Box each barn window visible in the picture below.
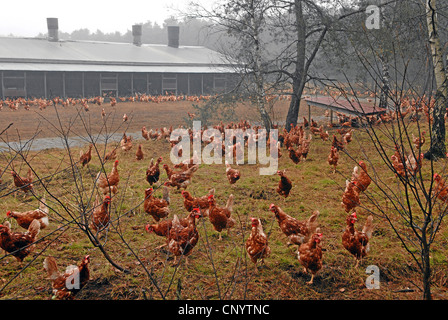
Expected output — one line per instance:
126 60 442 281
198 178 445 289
213 74 227 93
2 71 26 97
100 73 118 97
162 74 177 95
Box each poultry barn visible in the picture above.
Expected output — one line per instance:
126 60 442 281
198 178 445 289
0 18 240 99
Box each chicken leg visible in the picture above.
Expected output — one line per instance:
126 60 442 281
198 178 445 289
307 274 315 285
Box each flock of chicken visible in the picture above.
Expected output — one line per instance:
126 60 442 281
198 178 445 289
0 91 294 114
0 90 443 299
0 93 217 113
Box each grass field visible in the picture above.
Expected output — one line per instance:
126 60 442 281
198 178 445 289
0 97 447 300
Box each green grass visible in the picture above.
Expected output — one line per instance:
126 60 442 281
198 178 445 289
0 102 448 300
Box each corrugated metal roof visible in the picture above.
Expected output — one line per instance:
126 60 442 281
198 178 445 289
305 96 386 115
0 37 240 73
0 62 236 73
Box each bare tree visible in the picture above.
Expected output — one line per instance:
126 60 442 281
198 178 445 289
331 34 446 299
424 0 448 160
187 0 275 130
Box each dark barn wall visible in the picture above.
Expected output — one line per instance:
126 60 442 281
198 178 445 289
177 74 189 95
84 73 100 97
203 74 214 94
188 74 203 95
132 73 148 95
46 72 64 98
148 73 162 95
118 73 132 97
26 72 45 98
1 71 237 99
65 72 83 98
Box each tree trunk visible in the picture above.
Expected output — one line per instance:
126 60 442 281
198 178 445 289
258 96 272 131
421 237 432 300
285 0 307 131
251 0 272 131
254 33 272 131
379 55 391 110
425 0 448 160
286 79 305 130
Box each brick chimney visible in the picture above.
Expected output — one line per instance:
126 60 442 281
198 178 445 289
167 26 179 48
47 18 59 42
132 24 142 46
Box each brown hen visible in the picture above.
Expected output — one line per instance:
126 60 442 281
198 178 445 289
181 188 214 217
167 209 202 265
7 197 49 230
144 186 170 222
43 255 90 300
269 204 319 246
276 169 292 198
0 219 40 263
11 168 34 194
342 212 373 267
298 232 323 284
208 194 235 240
146 157 162 186
245 217 271 273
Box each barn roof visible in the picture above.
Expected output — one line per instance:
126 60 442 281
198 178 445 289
0 37 240 73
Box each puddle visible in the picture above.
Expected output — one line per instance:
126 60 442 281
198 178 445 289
0 131 142 152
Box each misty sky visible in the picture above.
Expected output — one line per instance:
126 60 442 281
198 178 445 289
0 0 213 37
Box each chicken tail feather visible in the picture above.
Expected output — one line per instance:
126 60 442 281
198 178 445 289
162 185 170 204
362 215 374 252
226 194 234 212
27 219 41 240
39 197 49 214
43 256 60 280
307 210 320 232
27 167 33 182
